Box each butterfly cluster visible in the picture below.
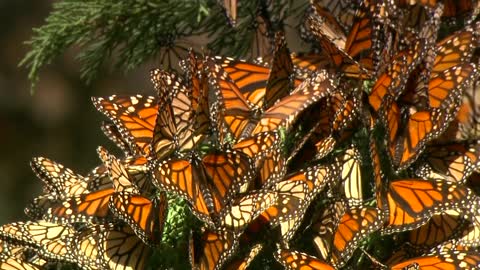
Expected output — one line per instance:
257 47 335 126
3 0 480 269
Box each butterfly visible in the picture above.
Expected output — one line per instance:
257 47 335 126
312 200 346 261
25 156 113 219
407 210 470 249
0 221 75 263
150 69 205 158
71 224 151 270
381 178 477 234
306 89 362 160
232 131 285 188
218 190 278 231
305 0 375 78
258 163 337 243
100 121 131 155
388 250 480 269
183 50 211 137
222 243 264 270
92 95 158 156
109 191 168 246
30 156 88 196
151 149 254 226
207 33 298 143
312 206 384 268
336 147 364 207
155 33 192 71
0 257 41 270
441 81 480 141
371 31 476 169
42 148 145 224
412 140 480 184
397 0 476 18
251 70 335 135
290 52 331 80
189 228 238 270
274 248 335 270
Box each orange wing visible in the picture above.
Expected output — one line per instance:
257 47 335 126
109 192 167 245
413 141 480 184
389 251 480 269
152 158 212 225
274 249 335 270
329 207 383 268
92 95 157 155
189 229 238 270
208 59 257 142
383 179 475 234
45 188 115 224
264 32 294 109
252 71 333 134
214 56 269 109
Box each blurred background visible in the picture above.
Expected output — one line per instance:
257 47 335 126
0 1 156 224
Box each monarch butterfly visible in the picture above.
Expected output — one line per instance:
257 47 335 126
155 33 192 72
250 11 275 60
232 131 280 162
368 133 386 213
217 190 277 231
329 89 362 139
151 150 254 226
251 70 334 135
370 29 476 169
407 210 469 249
0 257 41 270
150 69 205 158
25 156 112 219
109 191 168 246
92 95 158 156
305 1 374 78
384 64 476 170
312 200 346 261
313 206 384 268
368 40 425 117
397 0 476 18
184 50 211 137
232 131 285 188
337 147 364 206
0 221 75 263
43 153 153 224
453 214 480 247
290 52 330 79
30 157 87 196
223 243 263 270
255 147 287 189
259 163 337 242
100 121 131 155
310 0 356 31
381 178 477 234
45 187 115 224
102 225 151 270
208 33 297 143
274 249 335 270
389 251 480 269
72 224 151 270
189 228 238 270
412 140 480 184
309 90 361 160
441 85 480 141
264 32 295 109
97 146 139 193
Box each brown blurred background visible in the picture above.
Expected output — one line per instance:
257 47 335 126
0 1 156 224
